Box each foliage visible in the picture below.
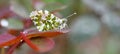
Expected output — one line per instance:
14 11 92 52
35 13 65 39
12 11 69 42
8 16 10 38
0 0 120 54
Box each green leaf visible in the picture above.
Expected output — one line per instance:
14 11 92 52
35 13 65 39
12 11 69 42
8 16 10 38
7 18 24 30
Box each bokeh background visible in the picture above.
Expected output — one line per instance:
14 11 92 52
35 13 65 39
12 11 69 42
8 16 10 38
0 0 120 54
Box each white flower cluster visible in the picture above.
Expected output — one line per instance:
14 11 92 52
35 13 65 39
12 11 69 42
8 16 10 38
30 10 67 31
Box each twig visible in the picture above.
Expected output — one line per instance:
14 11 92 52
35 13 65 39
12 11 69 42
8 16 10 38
20 32 40 52
7 42 20 54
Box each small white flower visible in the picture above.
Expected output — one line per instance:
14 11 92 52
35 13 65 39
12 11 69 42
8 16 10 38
30 11 38 17
55 19 59 22
38 10 43 14
37 24 45 31
30 10 67 31
41 15 46 20
44 10 49 16
48 20 53 23
32 17 38 20
50 14 55 19
33 21 38 25
47 25 50 28
59 20 63 23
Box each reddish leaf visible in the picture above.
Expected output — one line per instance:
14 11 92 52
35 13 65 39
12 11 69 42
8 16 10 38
0 28 69 48
27 31 65 38
20 32 40 51
7 29 20 36
24 28 69 38
7 32 55 54
0 33 22 48
30 38 55 53
20 30 62 52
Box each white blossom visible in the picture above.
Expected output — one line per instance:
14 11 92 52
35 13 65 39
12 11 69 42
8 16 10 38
30 10 67 31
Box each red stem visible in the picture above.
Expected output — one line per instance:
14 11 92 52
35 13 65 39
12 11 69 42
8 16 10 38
7 42 20 54
7 32 40 54
20 32 40 52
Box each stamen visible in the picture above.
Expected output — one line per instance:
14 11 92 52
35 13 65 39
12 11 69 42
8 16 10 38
65 12 77 19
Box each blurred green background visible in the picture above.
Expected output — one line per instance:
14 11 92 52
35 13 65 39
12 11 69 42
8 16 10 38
0 0 120 54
